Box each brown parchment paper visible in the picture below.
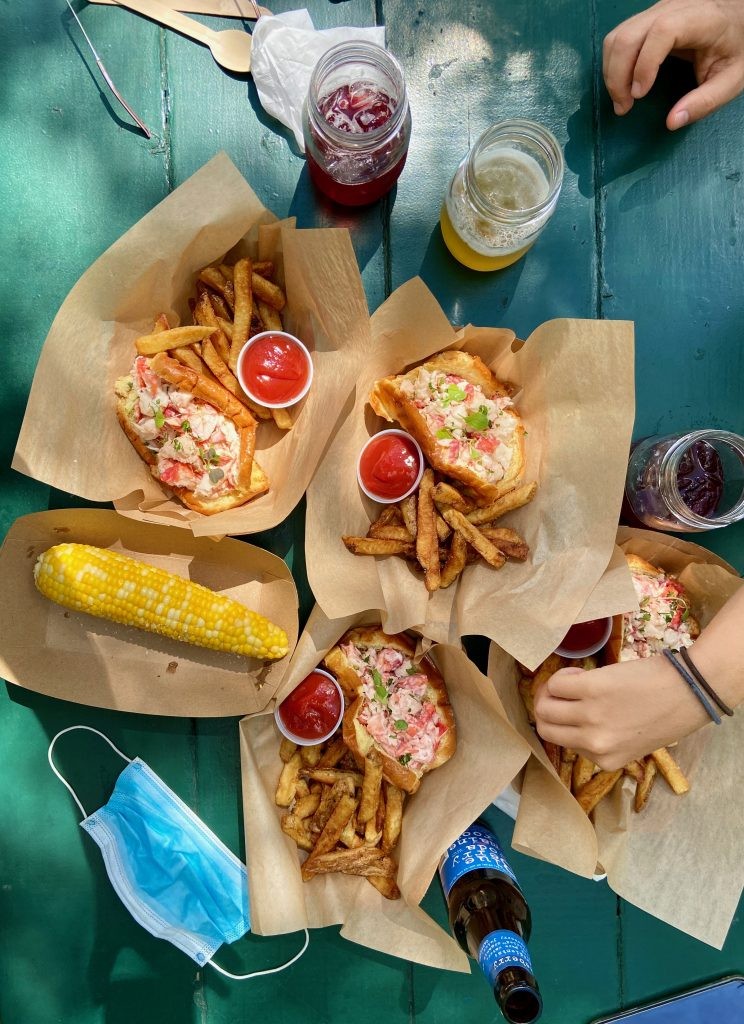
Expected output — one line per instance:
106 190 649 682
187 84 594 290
0 509 298 717
489 528 742 948
239 605 534 969
306 277 635 668
13 152 371 537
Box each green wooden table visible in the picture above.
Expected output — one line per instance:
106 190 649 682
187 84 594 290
2 1 743 1021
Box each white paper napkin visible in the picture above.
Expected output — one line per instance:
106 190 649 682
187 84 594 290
251 8 385 150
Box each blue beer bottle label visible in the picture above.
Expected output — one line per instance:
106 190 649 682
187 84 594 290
478 929 534 984
439 823 519 896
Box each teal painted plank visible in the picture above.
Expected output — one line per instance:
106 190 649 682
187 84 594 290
385 0 598 336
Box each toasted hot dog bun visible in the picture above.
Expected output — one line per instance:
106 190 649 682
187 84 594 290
369 351 524 504
116 352 268 515
607 554 701 663
323 626 456 794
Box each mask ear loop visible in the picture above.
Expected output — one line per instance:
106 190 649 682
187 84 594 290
48 725 132 820
207 928 309 980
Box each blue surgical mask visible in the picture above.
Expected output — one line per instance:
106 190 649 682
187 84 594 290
49 725 308 980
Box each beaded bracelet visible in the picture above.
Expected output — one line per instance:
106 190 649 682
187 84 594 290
678 646 734 717
662 648 722 725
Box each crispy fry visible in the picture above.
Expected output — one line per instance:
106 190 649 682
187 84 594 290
433 481 473 513
229 257 252 372
366 875 401 900
382 783 403 853
563 748 578 764
194 291 231 363
219 263 234 281
316 738 346 769
358 752 384 825
207 291 231 322
279 738 298 763
253 273 286 311
170 345 212 378
198 266 235 310
440 531 468 589
367 524 413 542
302 790 358 876
217 317 233 340
399 494 418 539
300 744 323 768
623 760 645 784
280 813 314 852
575 769 623 815
272 407 294 430
294 779 310 800
416 469 440 592
435 511 451 542
302 768 364 787
294 792 322 820
310 785 337 835
257 300 283 332
466 482 538 525
135 325 212 356
343 536 416 558
302 847 390 878
253 260 274 278
634 757 658 812
479 527 530 561
152 313 171 333
364 818 383 846
532 653 566 689
571 755 596 794
443 508 506 569
517 676 537 724
559 750 574 788
542 740 562 774
651 747 690 795
275 752 302 807
340 816 364 848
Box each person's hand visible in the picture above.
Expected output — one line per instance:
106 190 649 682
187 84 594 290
533 656 710 770
603 0 744 129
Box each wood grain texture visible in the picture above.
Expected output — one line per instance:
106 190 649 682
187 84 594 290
1 0 743 1021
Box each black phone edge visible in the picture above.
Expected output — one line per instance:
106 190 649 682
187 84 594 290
590 974 744 1024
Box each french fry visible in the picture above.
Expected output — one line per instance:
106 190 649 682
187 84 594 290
416 469 440 592
299 743 323 768
442 508 506 569
634 757 657 812
575 769 623 815
152 313 171 333
207 291 231 323
275 752 302 807
399 494 418 539
358 752 384 825
229 257 252 372
340 817 364 848
294 779 310 800
479 527 530 561
343 536 416 558
272 407 294 430
294 792 322 820
217 317 233 340
366 875 401 900
382 783 403 853
198 266 235 310
253 260 274 278
171 345 214 379
253 273 286 311
302 788 358 875
279 738 298 763
316 738 346 769
651 747 690 795
302 768 364 787
364 817 383 846
367 524 413 542
257 300 283 332
433 481 472 513
571 755 596 793
280 813 314 852
194 291 232 364
466 482 538 525
517 676 537 724
135 325 212 356
435 511 451 542
623 760 645 784
559 750 574 788
310 785 337 835
302 846 388 878
440 531 468 589
542 740 562 774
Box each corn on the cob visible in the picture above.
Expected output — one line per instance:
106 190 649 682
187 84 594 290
34 543 288 660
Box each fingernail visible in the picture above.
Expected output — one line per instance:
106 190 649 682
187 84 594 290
670 109 689 129
631 80 643 99
613 101 624 115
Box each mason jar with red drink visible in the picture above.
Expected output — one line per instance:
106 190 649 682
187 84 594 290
302 41 412 207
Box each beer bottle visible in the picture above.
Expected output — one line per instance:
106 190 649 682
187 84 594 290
439 821 542 1024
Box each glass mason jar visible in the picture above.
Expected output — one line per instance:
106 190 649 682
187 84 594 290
440 119 564 271
302 41 412 207
623 430 744 532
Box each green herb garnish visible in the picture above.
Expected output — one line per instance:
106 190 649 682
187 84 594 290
398 754 412 765
436 428 454 440
173 438 182 452
394 720 408 731
406 665 418 675
442 384 466 406
153 405 165 430
371 668 388 704
208 467 224 484
465 406 490 432
640 611 651 621
182 420 191 432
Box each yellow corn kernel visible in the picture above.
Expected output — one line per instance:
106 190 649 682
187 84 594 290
34 543 288 660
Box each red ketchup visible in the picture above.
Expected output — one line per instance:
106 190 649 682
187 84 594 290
359 433 421 501
239 334 310 406
278 672 342 741
306 82 409 206
557 618 611 655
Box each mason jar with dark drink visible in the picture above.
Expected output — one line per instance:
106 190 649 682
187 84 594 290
302 41 411 206
439 821 542 1024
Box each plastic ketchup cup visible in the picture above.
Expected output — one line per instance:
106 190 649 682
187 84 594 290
357 429 424 504
274 669 344 746
554 616 613 659
236 331 313 409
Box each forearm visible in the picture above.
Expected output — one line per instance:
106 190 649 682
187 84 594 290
687 585 744 710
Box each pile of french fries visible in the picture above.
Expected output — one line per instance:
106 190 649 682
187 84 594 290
343 468 537 592
518 654 691 815
276 733 404 900
134 257 295 430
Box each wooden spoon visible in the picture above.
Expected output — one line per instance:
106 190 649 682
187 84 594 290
114 0 252 73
